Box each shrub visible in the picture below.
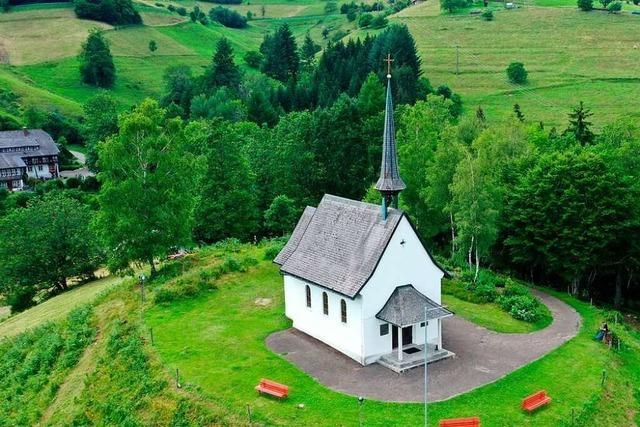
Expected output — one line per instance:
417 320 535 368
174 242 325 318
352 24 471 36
474 282 499 303
209 6 247 28
264 244 283 261
154 279 210 304
371 14 388 28
497 295 540 322
176 6 187 15
167 4 175 11
481 9 493 20
213 237 241 252
506 61 528 84
502 279 529 297
577 0 593 10
66 177 81 189
74 0 142 25
358 12 373 27
80 175 100 191
244 50 263 68
607 1 622 11
6 286 36 312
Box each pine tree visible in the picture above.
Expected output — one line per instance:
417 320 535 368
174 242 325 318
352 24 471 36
564 101 595 145
79 30 116 88
260 24 299 82
300 34 320 69
204 38 240 92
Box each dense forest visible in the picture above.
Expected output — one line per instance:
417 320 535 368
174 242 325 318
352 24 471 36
0 24 637 314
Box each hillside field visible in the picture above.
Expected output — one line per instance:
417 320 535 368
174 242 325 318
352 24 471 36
0 0 639 125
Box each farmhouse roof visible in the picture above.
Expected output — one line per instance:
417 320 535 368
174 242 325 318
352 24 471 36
0 154 26 169
376 285 452 327
0 129 59 157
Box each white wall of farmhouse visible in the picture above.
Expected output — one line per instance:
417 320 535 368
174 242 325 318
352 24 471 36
284 275 364 364
359 216 444 363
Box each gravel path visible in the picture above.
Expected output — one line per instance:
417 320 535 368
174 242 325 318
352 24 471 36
266 289 581 402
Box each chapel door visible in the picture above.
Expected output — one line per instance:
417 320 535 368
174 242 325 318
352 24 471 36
392 326 398 349
402 326 413 346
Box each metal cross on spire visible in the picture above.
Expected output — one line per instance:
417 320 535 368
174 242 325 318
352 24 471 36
384 53 394 76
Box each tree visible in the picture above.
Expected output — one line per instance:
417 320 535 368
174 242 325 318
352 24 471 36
204 38 241 92
82 93 119 171
208 6 247 28
0 193 101 310
160 65 195 116
260 4 266 17
191 121 260 243
79 30 115 88
506 62 527 84
95 100 202 276
247 90 279 127
358 13 373 27
564 101 594 145
324 1 337 13
371 14 388 29
190 88 247 122
74 0 142 25
504 150 638 296
357 72 385 116
264 195 298 236
577 0 593 10
300 34 320 69
513 103 525 121
260 24 299 82
244 50 263 68
148 40 157 53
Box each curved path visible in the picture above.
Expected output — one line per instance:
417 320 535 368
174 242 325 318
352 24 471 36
266 289 581 402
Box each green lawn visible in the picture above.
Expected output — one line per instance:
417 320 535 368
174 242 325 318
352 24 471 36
0 275 122 339
442 293 552 333
144 245 639 426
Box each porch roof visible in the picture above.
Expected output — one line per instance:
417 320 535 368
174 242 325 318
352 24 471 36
376 285 452 327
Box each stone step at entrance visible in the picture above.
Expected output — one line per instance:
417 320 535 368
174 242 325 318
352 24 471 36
377 344 455 373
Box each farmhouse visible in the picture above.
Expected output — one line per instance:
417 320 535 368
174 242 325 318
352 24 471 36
275 73 453 372
0 129 59 191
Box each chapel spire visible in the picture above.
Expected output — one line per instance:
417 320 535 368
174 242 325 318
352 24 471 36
375 55 405 220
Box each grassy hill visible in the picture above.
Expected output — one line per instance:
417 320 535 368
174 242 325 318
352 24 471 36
1 241 638 425
1 0 639 125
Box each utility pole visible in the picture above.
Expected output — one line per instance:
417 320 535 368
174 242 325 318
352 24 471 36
455 45 460 75
424 307 428 427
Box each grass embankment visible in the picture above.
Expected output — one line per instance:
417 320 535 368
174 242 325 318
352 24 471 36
0 275 121 339
145 242 640 426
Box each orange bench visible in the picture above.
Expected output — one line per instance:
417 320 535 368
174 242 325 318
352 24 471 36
522 390 551 413
255 378 289 399
439 417 480 427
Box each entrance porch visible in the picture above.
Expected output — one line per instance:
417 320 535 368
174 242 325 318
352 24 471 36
378 343 454 373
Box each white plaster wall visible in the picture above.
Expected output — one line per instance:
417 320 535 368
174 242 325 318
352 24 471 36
360 216 444 362
284 275 364 363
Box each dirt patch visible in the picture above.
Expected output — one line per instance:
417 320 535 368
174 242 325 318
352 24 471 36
255 298 272 307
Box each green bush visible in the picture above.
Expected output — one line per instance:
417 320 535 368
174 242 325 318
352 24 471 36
244 50 263 69
6 286 36 312
498 295 540 322
154 279 210 304
506 61 528 84
577 0 593 10
607 1 622 12
474 282 499 303
358 12 373 27
481 9 493 20
264 244 284 261
502 279 530 297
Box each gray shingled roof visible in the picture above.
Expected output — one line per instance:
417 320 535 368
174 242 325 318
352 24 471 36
274 206 316 266
0 129 59 156
0 155 26 169
374 76 405 193
275 194 403 298
376 285 452 327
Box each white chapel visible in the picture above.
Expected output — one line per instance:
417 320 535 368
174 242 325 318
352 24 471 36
274 71 453 372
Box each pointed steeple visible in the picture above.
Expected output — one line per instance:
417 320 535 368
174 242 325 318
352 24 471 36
375 61 405 219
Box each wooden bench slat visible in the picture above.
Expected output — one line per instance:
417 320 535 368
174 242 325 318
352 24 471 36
439 416 480 427
255 378 289 399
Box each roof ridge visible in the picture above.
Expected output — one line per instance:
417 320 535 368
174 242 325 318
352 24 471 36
321 194 402 215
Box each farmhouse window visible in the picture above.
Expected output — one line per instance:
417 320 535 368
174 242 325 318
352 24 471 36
340 299 347 323
305 285 311 308
322 292 328 315
380 324 389 336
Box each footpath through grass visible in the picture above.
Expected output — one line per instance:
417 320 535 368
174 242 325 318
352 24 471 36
145 243 640 426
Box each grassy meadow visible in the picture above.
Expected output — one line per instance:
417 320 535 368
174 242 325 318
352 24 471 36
1 0 639 125
391 1 640 127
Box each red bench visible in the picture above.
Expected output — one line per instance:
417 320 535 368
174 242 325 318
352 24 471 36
439 417 480 427
522 390 551 413
255 378 289 399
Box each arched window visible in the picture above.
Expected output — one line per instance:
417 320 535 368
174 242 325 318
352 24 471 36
322 292 329 315
305 285 311 308
341 299 347 323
